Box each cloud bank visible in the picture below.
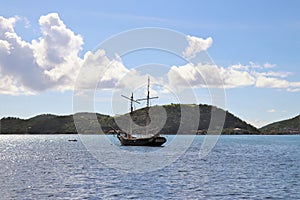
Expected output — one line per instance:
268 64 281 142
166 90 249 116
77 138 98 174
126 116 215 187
0 13 299 95
167 62 300 92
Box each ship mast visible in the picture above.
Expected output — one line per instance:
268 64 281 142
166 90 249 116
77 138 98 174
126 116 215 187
147 76 150 108
130 93 134 136
121 93 140 137
146 77 150 135
130 92 134 113
136 76 158 136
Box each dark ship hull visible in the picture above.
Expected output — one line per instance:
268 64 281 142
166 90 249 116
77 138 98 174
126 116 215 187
117 134 166 146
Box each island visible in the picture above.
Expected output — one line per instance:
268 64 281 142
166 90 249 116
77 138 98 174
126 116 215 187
0 104 299 135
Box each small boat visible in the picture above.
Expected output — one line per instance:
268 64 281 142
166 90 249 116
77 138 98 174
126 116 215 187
116 77 167 147
68 139 78 142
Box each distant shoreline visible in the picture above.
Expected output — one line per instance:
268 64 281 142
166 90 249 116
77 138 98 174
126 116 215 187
1 104 299 135
0 133 299 135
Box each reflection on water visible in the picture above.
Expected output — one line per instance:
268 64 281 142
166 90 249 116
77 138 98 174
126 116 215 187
0 135 299 199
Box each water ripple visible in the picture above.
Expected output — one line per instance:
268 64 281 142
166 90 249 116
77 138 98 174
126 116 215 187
0 135 299 199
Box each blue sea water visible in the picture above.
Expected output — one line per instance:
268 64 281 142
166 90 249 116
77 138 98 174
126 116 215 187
0 135 299 199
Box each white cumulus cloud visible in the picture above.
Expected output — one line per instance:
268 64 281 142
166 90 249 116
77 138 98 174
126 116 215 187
183 35 213 59
167 63 256 89
0 15 51 93
0 13 156 94
76 50 130 89
32 13 84 89
166 62 300 92
0 13 299 96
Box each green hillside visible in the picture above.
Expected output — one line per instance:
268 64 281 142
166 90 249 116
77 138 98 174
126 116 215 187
259 115 300 134
0 113 110 134
114 104 259 135
0 104 260 134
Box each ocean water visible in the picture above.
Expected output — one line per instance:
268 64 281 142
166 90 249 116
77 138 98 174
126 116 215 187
0 135 299 199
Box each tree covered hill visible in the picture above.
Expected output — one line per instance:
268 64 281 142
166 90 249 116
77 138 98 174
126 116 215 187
0 113 110 134
0 104 260 134
115 104 259 135
259 115 300 134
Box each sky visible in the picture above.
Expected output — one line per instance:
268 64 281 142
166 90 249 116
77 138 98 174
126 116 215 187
0 0 299 128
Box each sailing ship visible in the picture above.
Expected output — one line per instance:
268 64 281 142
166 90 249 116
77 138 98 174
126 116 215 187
116 77 167 146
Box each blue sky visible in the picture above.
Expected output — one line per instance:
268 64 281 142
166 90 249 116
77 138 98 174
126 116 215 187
0 0 299 127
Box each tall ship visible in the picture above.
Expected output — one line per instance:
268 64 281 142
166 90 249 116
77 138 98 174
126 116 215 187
116 77 167 146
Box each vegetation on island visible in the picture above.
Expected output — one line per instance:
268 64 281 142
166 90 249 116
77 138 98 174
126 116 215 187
0 104 298 135
259 115 300 134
